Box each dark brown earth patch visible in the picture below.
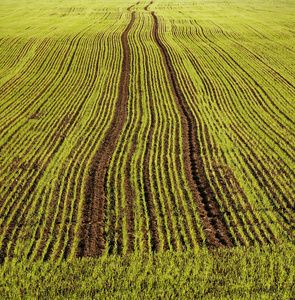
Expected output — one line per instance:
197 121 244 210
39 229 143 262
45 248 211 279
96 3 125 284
144 1 153 11
151 11 234 248
127 2 140 11
77 11 136 258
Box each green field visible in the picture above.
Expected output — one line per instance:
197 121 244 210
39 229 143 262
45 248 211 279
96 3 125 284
0 0 295 297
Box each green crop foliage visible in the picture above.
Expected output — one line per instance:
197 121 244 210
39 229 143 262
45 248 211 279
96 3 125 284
1 0 295 297
1 244 295 299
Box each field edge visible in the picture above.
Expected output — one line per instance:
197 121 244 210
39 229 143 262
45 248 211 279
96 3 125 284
1 243 295 299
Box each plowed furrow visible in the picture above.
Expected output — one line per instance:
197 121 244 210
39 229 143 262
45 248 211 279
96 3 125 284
151 11 233 248
175 19 295 242
127 2 139 11
30 35 104 261
77 11 135 258
144 2 153 11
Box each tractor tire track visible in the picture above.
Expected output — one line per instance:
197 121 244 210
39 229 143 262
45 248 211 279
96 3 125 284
127 2 140 11
151 11 233 248
175 20 292 243
144 1 153 11
77 11 135 258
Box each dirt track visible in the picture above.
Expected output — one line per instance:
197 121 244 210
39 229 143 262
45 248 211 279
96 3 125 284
77 12 136 258
151 11 234 248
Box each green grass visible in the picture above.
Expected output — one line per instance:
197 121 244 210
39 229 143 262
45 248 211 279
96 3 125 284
1 244 295 299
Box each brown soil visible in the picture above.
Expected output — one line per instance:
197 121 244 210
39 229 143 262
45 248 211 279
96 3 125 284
77 11 136 258
151 11 234 248
0 27 104 262
144 2 153 11
127 2 140 11
170 20 279 246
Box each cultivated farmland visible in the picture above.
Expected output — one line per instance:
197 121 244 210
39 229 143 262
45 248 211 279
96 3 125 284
1 0 295 289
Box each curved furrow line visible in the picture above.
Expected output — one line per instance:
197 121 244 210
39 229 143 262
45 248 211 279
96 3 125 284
58 28 126 260
0 89 93 261
40 61 120 260
104 17 144 255
0 25 105 178
232 41 295 105
2 0 295 261
231 129 295 223
0 10 110 105
12 32 106 261
0 31 87 137
169 18 246 247
127 2 139 11
168 20 266 245
0 36 68 106
77 11 135 258
0 48 77 169
0 26 114 261
104 10 196 254
166 19 242 248
176 25 294 244
0 39 54 114
125 14 163 253
26 24 123 260
193 21 295 138
153 57 185 251
0 35 92 210
145 67 170 251
0 39 66 123
166 23 251 244
228 134 295 241
148 20 204 251
0 12 111 131
200 24 295 135
150 24 201 251
205 43 295 200
3 38 36 73
144 1 153 11
214 146 278 244
149 68 176 251
148 15 202 251
139 30 160 252
130 13 163 253
0 37 32 79
185 21 295 199
105 15 178 254
143 28 187 252
151 11 234 248
5 14 123 261
213 93 289 242
145 39 175 251
198 21 295 96
52 37 117 260
173 18 295 243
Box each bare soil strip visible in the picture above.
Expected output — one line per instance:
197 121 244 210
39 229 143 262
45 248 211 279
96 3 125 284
151 12 233 248
127 2 140 11
77 12 135 258
144 2 153 11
